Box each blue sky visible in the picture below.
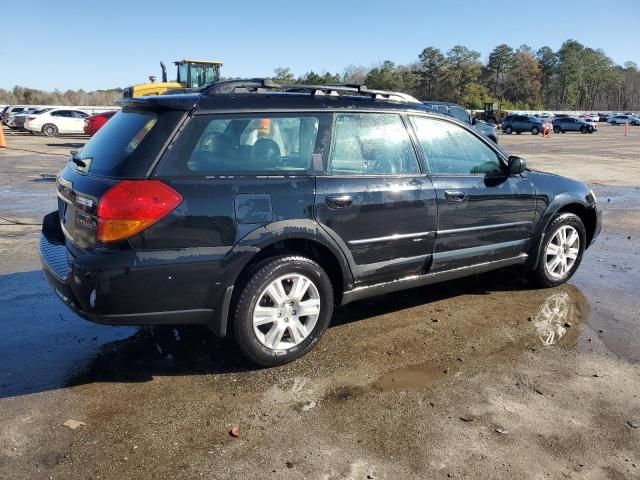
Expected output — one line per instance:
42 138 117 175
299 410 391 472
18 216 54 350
1 0 639 91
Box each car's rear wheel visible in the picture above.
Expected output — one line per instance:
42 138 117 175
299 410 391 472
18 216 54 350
42 124 59 137
553 126 561 134
232 255 334 366
531 126 540 135
531 213 586 288
504 126 513 134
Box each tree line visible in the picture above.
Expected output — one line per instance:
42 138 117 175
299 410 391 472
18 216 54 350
2 39 638 111
0 86 123 107
273 39 640 111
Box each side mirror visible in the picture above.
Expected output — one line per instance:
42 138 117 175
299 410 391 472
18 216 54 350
508 156 527 175
471 117 478 125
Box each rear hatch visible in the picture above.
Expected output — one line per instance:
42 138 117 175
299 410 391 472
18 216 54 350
56 107 186 249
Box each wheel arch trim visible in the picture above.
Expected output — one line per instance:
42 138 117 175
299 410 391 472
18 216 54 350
528 195 597 270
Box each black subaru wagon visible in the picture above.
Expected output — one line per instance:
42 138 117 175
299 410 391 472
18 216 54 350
40 80 601 366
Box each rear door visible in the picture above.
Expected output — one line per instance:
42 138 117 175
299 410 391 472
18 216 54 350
408 115 536 272
314 112 437 286
51 110 73 133
70 111 88 133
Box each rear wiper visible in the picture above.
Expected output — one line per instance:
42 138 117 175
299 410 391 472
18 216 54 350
70 150 86 168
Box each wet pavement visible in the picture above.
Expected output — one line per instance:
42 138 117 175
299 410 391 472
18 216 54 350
1 131 639 479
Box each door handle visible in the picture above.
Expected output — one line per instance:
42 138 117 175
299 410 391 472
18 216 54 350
444 190 466 202
326 194 353 209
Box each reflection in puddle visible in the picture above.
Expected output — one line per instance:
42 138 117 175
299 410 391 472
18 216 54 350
532 292 577 346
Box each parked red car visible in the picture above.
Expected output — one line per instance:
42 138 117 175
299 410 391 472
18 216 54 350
83 111 117 136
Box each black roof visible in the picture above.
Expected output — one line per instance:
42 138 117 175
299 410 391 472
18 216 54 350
118 78 428 114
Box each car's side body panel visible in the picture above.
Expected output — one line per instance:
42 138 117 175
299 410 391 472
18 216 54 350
314 175 438 286
429 174 536 271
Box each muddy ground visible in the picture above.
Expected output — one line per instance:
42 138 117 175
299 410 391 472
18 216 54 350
0 125 638 479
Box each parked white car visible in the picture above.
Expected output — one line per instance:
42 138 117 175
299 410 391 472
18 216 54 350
24 108 89 136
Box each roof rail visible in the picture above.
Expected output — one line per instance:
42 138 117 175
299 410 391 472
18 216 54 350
201 78 421 104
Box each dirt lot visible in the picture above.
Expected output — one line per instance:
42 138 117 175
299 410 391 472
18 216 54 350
0 125 639 479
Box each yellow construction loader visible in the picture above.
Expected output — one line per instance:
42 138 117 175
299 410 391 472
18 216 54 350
123 59 223 97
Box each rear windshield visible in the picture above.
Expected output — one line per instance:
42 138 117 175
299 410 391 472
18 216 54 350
77 109 183 178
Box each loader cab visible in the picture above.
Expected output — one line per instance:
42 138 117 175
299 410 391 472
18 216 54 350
175 60 223 88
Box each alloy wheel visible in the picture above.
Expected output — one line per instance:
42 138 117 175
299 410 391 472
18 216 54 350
252 273 321 350
545 226 580 280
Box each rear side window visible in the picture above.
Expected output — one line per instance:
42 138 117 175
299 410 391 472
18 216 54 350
328 113 420 175
77 109 183 177
410 116 502 175
158 113 328 175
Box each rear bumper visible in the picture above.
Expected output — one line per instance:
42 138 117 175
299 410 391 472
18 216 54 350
39 211 235 336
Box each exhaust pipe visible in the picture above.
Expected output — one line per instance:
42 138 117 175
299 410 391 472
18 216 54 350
160 61 167 83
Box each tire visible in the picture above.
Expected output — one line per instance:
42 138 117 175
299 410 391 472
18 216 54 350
531 126 540 135
516 131 522 135
553 126 561 134
530 213 586 288
503 126 513 134
42 123 59 137
580 127 587 134
588 126 594 133
232 255 334 366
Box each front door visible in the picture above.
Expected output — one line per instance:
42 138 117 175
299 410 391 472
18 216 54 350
315 112 437 286
408 115 536 272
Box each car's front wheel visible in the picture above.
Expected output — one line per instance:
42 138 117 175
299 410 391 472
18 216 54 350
42 123 59 137
504 126 513 134
531 213 586 288
232 255 334 366
531 126 540 135
553 126 561 134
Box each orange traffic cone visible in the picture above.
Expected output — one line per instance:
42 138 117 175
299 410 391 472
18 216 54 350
0 125 6 148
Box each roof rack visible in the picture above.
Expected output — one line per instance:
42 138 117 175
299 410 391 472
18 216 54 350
201 78 421 104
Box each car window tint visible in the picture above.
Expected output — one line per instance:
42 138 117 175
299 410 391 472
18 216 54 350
160 114 324 175
328 113 419 176
410 116 502 175
78 109 183 178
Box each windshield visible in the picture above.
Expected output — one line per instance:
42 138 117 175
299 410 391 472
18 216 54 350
76 109 183 177
187 64 220 87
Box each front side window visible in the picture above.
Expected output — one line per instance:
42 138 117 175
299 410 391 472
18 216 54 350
328 113 419 175
177 63 188 84
410 116 503 175
159 113 325 175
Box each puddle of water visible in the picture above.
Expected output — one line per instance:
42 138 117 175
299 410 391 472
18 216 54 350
372 364 445 391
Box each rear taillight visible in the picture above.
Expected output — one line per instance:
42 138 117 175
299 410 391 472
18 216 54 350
97 180 182 243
